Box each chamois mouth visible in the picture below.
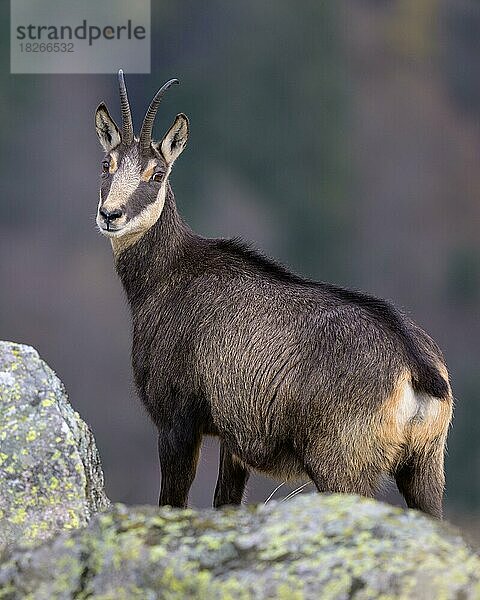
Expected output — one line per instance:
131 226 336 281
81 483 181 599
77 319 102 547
98 224 126 237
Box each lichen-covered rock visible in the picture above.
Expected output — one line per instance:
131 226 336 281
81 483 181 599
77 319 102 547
0 342 110 550
1 495 478 599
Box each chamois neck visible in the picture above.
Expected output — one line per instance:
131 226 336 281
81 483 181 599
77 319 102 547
114 185 195 306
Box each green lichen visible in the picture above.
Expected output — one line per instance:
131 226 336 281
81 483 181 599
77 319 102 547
0 341 110 551
0 342 478 598
1 496 479 599
25 429 37 442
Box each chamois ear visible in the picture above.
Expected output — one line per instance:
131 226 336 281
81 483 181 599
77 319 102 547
156 113 189 165
95 103 121 152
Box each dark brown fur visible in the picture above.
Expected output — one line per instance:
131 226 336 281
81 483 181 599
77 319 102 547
112 185 452 517
95 74 453 518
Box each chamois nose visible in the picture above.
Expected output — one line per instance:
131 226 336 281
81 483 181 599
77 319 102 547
100 208 123 223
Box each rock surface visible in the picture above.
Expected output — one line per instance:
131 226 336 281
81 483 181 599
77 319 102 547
0 494 479 599
0 342 110 550
0 342 478 598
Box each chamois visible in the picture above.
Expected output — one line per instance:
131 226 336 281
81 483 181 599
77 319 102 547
94 70 453 517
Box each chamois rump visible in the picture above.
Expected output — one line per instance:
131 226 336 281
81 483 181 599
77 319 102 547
94 70 453 518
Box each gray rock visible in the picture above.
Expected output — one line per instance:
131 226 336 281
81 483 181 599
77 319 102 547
0 342 110 550
0 495 479 599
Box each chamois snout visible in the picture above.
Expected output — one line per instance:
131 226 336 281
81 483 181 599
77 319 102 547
99 207 123 229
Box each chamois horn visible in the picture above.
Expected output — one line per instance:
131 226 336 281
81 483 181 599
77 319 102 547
118 69 134 145
139 78 179 150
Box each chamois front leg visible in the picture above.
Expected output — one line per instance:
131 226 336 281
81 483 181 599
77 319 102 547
213 442 250 508
157 425 202 508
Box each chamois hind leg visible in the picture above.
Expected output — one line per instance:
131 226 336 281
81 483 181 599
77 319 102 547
394 441 445 519
214 442 250 508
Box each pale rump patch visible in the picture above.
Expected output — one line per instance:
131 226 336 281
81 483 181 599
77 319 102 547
394 377 418 426
377 370 452 460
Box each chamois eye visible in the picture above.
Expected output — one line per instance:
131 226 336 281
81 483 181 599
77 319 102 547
102 160 110 173
151 172 163 183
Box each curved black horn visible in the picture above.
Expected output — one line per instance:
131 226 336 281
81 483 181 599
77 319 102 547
139 78 179 150
118 69 133 145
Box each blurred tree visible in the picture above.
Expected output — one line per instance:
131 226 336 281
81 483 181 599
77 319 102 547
389 0 439 60
446 247 480 307
447 373 480 512
443 1 480 114
150 0 351 281
0 1 44 225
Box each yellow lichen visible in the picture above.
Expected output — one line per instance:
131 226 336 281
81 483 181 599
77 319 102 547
26 430 37 442
9 508 27 525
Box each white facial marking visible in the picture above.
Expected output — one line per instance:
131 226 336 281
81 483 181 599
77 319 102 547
102 152 142 213
108 165 172 256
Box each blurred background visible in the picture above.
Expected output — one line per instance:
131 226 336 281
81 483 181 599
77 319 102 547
0 1 479 536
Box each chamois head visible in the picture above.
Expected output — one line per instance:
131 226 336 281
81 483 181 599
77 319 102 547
95 70 188 245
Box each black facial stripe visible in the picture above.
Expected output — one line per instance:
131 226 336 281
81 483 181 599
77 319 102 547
125 181 162 220
100 175 114 203
97 140 169 211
